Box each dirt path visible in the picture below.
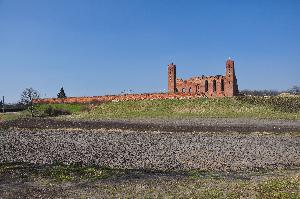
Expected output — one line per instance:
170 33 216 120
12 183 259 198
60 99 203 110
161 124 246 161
1 118 300 133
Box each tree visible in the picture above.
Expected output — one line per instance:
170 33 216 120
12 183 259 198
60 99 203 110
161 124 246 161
0 100 3 113
57 87 67 98
239 89 280 96
21 88 40 117
287 85 300 95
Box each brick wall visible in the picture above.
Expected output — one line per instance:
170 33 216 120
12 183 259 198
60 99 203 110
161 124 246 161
33 93 207 104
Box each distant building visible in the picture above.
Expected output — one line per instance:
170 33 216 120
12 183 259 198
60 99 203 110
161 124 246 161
168 59 239 97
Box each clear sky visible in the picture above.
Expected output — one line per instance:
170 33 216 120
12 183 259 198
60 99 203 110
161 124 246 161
0 0 299 102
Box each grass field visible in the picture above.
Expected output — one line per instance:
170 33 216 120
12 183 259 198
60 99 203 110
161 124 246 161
35 103 86 114
0 112 23 122
71 96 300 120
1 96 299 121
0 104 86 122
0 163 299 198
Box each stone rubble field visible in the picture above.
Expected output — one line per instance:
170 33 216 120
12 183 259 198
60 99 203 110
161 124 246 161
1 118 300 171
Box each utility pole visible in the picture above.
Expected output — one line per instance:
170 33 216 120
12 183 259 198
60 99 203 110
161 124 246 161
2 96 4 113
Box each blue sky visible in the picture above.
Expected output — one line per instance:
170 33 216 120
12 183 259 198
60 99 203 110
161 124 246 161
0 0 299 102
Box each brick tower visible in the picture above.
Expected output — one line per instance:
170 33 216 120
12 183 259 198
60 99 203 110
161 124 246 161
168 63 177 93
225 59 238 96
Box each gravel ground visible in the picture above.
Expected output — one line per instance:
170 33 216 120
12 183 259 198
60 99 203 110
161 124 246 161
1 128 300 171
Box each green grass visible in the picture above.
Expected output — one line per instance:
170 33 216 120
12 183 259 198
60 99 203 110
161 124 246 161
1 163 300 198
0 163 125 182
71 96 300 120
256 178 300 199
0 104 88 122
35 103 87 114
41 164 126 182
0 104 86 122
0 112 23 122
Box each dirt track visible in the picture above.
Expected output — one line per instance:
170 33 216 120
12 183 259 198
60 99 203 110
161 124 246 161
1 118 300 132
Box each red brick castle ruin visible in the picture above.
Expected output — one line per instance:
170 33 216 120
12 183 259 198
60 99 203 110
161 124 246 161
34 59 238 104
168 59 238 97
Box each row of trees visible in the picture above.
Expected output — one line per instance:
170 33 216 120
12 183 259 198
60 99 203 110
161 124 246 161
240 85 300 96
287 85 300 95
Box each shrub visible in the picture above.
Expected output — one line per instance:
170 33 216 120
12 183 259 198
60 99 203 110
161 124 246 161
44 106 71 117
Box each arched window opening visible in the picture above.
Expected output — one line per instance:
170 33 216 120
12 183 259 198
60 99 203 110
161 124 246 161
182 88 186 93
189 87 192 93
205 80 208 92
196 85 200 93
213 80 217 92
221 79 225 91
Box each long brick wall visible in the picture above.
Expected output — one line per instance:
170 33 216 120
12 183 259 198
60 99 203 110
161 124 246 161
33 93 208 104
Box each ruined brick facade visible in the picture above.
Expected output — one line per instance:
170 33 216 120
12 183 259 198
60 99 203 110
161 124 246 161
168 59 238 97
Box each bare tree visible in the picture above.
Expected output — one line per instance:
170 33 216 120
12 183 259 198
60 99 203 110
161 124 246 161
239 89 280 96
21 88 40 117
288 85 300 95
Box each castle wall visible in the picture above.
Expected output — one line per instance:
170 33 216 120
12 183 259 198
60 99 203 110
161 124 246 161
176 76 226 97
33 93 202 104
168 59 238 97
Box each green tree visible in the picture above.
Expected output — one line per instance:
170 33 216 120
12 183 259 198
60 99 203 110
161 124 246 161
57 87 67 98
21 88 40 117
